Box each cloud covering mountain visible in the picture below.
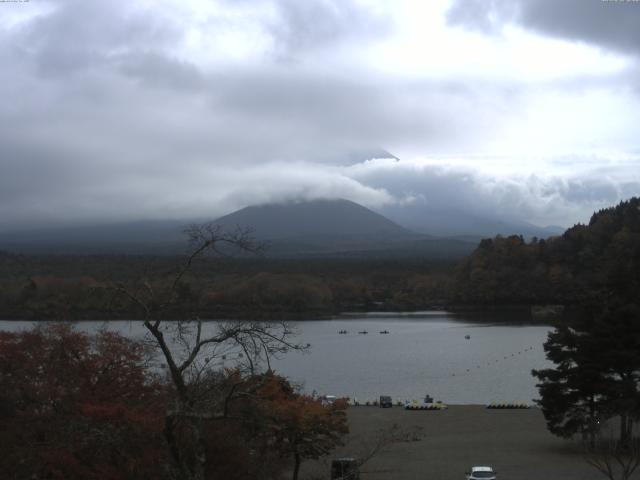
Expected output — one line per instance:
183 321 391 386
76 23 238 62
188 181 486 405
1 0 639 232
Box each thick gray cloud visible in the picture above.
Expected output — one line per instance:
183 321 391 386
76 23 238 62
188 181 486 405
0 3 517 226
17 0 181 77
0 0 638 232
349 159 640 228
447 0 640 56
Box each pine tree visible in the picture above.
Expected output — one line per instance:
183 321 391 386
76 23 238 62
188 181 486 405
533 322 606 444
533 301 640 445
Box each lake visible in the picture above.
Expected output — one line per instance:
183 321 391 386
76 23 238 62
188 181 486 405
0 311 552 405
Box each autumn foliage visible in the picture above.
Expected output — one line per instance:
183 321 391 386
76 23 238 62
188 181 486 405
0 325 348 480
0 324 166 479
231 372 349 480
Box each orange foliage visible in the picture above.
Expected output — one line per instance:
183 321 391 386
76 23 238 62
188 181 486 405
0 327 347 480
232 372 349 480
0 324 166 480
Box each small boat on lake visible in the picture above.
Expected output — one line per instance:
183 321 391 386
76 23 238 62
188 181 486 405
358 330 368 334
465 334 471 339
379 330 389 334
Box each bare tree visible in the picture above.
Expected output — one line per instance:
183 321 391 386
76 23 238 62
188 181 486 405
114 223 305 480
355 423 424 473
584 422 640 480
307 423 424 479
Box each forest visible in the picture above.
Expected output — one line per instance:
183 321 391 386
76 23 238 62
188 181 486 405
452 197 640 308
0 197 638 321
0 254 453 320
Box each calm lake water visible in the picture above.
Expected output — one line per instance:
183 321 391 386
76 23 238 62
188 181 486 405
0 311 552 405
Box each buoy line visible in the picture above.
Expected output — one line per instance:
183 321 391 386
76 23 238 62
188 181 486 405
486 403 531 409
448 345 538 377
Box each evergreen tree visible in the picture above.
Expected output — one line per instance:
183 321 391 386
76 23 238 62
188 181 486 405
533 301 640 445
532 322 606 444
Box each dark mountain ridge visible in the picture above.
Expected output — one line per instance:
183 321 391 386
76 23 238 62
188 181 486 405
211 199 479 258
0 198 478 258
1 197 568 259
212 198 414 240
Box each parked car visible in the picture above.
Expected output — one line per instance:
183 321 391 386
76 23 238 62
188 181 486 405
379 395 393 408
322 395 337 406
465 466 497 480
331 458 359 479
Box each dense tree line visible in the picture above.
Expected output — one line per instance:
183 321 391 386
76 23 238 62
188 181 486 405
453 197 640 306
0 254 454 320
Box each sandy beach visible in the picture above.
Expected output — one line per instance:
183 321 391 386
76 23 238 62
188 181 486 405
303 405 616 480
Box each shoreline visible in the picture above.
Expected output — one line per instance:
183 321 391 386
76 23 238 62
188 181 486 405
0 305 559 323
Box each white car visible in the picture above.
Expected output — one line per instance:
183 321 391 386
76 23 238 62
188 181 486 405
321 395 337 406
466 466 497 480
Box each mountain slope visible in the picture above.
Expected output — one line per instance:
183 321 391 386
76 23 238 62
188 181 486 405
213 198 414 240
211 199 478 258
0 199 477 258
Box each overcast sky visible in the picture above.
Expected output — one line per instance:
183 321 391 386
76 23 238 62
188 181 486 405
2 0 639 231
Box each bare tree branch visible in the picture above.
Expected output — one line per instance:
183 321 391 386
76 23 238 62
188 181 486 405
110 223 306 480
584 424 640 480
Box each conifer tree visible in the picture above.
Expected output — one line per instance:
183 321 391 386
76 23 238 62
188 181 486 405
533 301 640 445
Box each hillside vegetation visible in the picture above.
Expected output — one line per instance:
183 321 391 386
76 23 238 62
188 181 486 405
452 197 640 306
0 256 453 320
1 198 638 320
